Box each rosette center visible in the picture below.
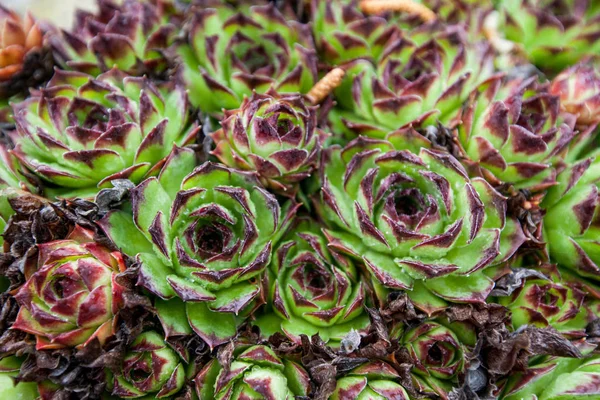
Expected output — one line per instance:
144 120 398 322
294 263 332 297
194 224 229 259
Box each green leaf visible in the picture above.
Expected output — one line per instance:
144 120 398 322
540 371 600 399
132 177 172 234
241 367 291 399
238 346 284 369
182 163 232 190
408 280 448 316
98 210 155 257
502 358 582 400
497 218 526 263
107 44 138 73
546 183 597 237
163 90 187 143
249 189 278 237
166 274 216 302
0 356 21 372
160 364 187 398
176 46 209 109
0 368 38 399
323 228 366 258
114 376 146 398
62 150 126 180
283 360 310 397
446 229 500 274
331 377 368 400
280 317 321 342
196 360 221 400
424 274 494 303
138 252 176 299
545 228 580 272
186 302 237 349
363 251 413 290
0 220 5 248
253 313 284 338
158 147 197 200
210 281 261 314
440 319 478 347
471 178 503 229
156 298 192 337
511 306 548 329
368 380 409 399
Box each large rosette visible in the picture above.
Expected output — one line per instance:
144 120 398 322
330 25 494 139
8 69 199 199
100 156 296 347
457 76 576 191
177 3 317 113
50 0 178 78
317 137 524 312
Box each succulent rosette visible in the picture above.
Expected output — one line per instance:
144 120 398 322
400 321 465 397
331 360 410 400
550 63 600 126
317 137 524 312
0 6 52 103
100 159 296 347
12 225 126 349
176 4 318 113
499 0 600 72
51 0 177 78
109 331 186 398
457 76 576 191
542 157 600 281
330 25 494 139
496 265 592 338
8 69 199 199
195 344 310 399
211 91 321 194
311 0 400 65
254 216 370 345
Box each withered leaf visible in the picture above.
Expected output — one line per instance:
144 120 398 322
490 267 548 297
95 179 135 216
446 303 509 329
